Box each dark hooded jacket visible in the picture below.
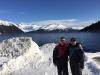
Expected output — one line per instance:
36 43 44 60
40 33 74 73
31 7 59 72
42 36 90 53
68 43 85 69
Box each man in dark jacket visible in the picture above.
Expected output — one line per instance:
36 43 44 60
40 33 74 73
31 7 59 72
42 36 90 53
68 37 85 75
53 37 69 75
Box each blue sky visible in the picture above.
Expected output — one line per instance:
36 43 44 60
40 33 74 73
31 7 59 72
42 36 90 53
0 0 100 24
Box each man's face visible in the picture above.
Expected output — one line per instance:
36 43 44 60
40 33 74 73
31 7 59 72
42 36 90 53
71 41 77 45
60 39 66 45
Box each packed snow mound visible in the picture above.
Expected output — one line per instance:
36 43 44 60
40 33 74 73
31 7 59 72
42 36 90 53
0 37 32 59
40 43 56 57
0 37 43 75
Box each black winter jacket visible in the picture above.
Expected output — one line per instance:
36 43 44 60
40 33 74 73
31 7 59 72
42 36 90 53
68 43 85 69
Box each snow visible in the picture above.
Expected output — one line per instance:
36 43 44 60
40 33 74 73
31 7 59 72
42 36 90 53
18 23 68 32
0 37 43 75
40 24 67 31
18 23 69 32
72 27 84 30
18 23 40 32
0 20 16 26
0 37 100 75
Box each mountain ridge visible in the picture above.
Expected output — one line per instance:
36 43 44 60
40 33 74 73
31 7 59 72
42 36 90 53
81 21 100 32
0 20 80 33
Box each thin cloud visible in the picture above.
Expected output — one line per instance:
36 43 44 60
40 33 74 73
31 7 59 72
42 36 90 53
32 19 77 25
31 19 96 28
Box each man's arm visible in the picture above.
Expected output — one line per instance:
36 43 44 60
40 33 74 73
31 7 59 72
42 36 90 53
78 44 85 69
53 47 58 66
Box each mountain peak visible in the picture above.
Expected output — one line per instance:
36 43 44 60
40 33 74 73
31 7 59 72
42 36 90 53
0 20 23 34
0 20 16 26
40 24 67 31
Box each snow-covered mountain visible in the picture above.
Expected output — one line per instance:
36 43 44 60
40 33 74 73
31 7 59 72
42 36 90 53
18 23 40 32
0 37 100 75
0 20 23 34
26 24 78 32
81 21 100 32
40 24 68 31
0 20 16 26
18 23 70 32
0 20 81 33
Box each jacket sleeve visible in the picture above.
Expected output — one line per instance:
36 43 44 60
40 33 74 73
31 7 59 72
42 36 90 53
53 47 58 66
78 44 85 69
67 44 70 56
65 44 70 61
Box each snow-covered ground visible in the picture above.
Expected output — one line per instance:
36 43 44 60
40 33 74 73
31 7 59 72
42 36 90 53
0 37 100 75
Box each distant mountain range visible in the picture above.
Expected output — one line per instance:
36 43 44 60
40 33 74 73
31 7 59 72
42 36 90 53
0 20 80 34
0 20 100 34
81 21 100 32
26 24 79 33
18 23 70 32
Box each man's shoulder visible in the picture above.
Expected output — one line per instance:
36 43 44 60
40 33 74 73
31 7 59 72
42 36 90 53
54 44 59 50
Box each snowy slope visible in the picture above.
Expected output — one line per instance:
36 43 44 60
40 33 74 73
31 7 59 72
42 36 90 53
0 20 16 26
40 24 68 31
0 37 100 75
0 20 23 34
18 23 68 32
18 23 40 32
72 27 84 30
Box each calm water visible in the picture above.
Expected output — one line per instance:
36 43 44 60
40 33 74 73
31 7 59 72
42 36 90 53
0 32 100 52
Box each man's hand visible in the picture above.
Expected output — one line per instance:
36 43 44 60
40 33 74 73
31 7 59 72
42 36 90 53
80 68 83 72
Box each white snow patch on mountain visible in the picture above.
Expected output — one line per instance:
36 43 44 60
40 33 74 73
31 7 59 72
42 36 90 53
18 23 40 32
0 37 100 75
72 27 84 30
40 24 67 31
18 23 68 32
0 20 16 26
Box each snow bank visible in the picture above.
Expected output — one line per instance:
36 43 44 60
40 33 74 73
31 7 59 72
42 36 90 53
0 37 31 59
85 53 100 75
0 37 43 75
